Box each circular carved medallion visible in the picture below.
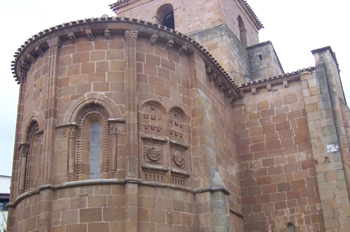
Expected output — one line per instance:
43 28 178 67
147 147 161 161
173 151 184 166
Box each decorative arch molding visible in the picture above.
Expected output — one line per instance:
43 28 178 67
168 106 189 123
21 113 44 143
139 99 167 115
64 93 120 123
74 103 110 181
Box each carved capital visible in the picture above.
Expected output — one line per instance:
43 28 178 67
67 127 76 138
47 37 63 48
19 143 29 157
110 122 118 134
124 30 139 39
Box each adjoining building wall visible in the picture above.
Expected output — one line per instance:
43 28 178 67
233 78 324 231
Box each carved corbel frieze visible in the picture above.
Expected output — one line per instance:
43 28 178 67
18 143 29 193
85 30 94 41
178 45 187 56
165 39 174 50
104 29 111 40
283 80 289 88
149 34 158 45
35 46 45 57
68 32 76 44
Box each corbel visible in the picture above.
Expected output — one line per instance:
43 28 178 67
251 87 258 95
20 61 29 70
104 29 111 39
35 46 45 57
26 54 35 63
208 72 217 81
68 32 76 44
85 30 94 41
149 34 158 45
267 83 272 91
283 80 289 88
206 66 211 74
224 89 232 98
239 91 244 98
178 45 187 56
165 39 174 50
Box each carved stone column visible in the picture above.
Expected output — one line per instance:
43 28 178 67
67 126 76 181
124 30 139 232
109 122 118 178
18 143 29 194
109 119 126 178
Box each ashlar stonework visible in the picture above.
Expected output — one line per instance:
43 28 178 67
7 0 350 231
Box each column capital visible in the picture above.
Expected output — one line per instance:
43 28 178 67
47 37 63 48
124 30 139 39
18 143 29 157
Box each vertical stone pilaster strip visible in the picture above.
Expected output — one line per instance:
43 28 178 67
124 30 139 178
39 36 62 232
124 30 139 232
18 144 29 194
67 127 76 181
109 122 118 178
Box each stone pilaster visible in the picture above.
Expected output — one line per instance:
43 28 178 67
124 30 139 232
304 47 350 231
39 36 62 232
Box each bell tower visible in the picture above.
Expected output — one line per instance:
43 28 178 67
110 0 277 84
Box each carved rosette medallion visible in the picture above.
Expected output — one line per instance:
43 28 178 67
147 147 161 161
173 151 184 166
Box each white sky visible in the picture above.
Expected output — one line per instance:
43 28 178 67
0 0 349 176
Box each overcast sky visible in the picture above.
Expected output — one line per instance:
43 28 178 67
0 0 348 176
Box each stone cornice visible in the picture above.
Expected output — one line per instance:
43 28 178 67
11 16 239 97
238 67 315 94
8 179 232 207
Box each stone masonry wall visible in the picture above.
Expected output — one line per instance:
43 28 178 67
191 24 251 85
233 79 325 232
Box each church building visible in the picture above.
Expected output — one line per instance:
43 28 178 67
7 0 350 231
